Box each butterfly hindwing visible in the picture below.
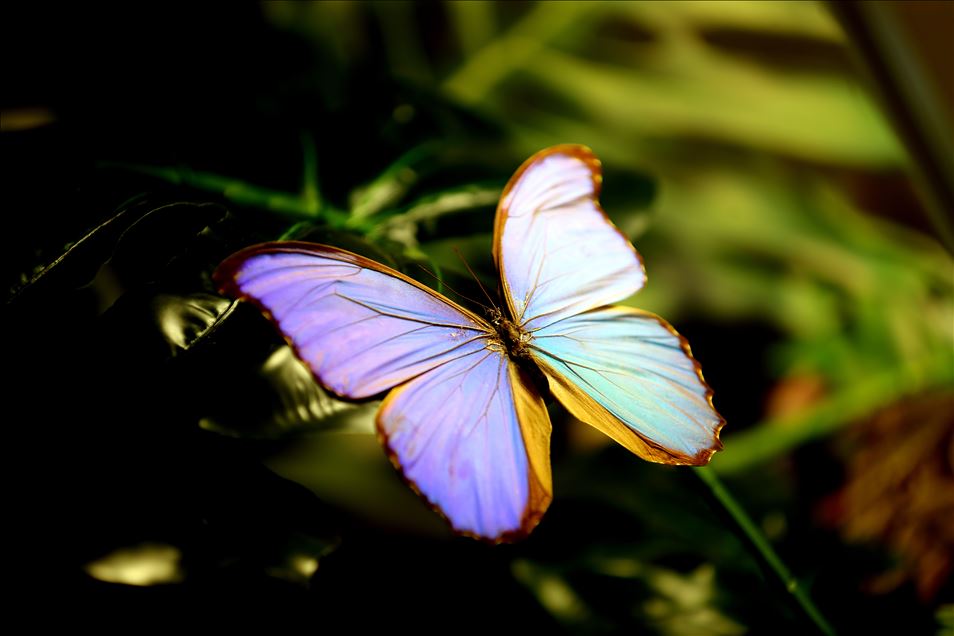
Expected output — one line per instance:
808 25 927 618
530 307 724 465
378 349 551 541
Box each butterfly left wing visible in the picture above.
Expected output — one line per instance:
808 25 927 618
530 307 723 465
379 348 551 541
215 241 552 540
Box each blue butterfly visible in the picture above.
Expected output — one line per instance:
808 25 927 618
215 145 724 542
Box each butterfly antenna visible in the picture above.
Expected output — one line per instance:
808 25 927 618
453 247 498 310
415 263 491 312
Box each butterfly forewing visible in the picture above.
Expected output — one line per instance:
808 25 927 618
494 145 645 332
216 243 491 399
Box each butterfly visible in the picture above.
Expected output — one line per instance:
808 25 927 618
214 145 724 542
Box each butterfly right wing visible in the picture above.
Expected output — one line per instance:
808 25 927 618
214 242 491 399
494 146 722 466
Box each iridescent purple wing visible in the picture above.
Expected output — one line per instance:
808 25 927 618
215 242 552 540
215 242 490 399
379 348 551 541
494 145 645 332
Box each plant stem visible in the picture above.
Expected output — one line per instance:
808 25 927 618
695 467 836 636
299 132 322 213
98 161 374 232
831 2 954 255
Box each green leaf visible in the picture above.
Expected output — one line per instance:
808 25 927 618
524 46 903 166
137 291 235 359
199 345 377 439
264 432 451 537
7 200 226 308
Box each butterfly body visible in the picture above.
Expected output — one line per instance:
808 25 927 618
485 307 533 361
216 145 724 542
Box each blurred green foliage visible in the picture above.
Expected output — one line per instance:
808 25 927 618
5 1 952 633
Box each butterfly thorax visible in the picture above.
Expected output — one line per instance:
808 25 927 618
486 307 532 361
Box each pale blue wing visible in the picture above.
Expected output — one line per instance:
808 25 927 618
215 242 491 399
378 348 552 541
494 145 645 332
530 307 724 465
